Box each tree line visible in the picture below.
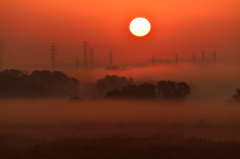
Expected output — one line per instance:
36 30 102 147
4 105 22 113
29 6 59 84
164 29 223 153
0 69 79 98
1 69 239 102
104 80 191 100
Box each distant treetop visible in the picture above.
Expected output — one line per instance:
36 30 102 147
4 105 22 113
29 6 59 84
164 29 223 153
0 69 79 98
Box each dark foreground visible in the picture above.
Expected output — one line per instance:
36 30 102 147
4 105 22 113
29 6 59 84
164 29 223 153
1 134 240 159
1 99 240 158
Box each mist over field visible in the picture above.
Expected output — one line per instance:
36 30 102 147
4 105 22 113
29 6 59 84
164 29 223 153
0 99 240 140
1 99 240 159
66 61 240 101
1 61 240 158
1 0 240 157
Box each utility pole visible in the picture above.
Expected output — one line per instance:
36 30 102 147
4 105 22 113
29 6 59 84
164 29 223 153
213 51 216 62
202 50 205 62
0 39 3 71
83 41 88 68
193 53 196 63
151 56 155 66
90 48 93 67
109 49 113 67
76 58 79 69
50 43 57 69
175 54 178 64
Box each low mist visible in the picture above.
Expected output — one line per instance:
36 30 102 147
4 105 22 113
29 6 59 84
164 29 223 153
0 99 240 141
0 61 239 142
67 61 240 101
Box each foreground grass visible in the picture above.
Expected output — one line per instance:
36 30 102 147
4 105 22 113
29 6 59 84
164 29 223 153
1 134 240 159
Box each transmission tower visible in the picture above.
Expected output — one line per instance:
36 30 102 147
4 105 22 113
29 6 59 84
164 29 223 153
0 40 4 71
90 48 94 67
76 58 79 69
83 41 88 68
175 54 178 64
109 49 113 67
50 43 57 69
213 51 216 62
151 56 155 66
202 50 205 61
193 53 196 63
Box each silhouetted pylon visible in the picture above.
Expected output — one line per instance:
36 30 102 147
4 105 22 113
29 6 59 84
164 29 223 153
82 41 88 68
152 56 155 66
202 50 205 61
76 58 79 69
90 48 94 67
213 51 216 62
175 54 178 64
109 49 113 67
193 53 196 63
49 43 57 69
0 39 4 71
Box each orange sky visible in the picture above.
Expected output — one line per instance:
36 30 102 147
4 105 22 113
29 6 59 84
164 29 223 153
1 0 240 67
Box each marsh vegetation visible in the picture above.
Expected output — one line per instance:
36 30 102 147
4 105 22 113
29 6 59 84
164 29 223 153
1 99 240 158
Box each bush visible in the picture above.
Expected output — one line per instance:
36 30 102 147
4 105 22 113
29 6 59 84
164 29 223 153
104 83 156 99
231 88 240 102
0 69 79 98
96 75 134 96
156 80 191 99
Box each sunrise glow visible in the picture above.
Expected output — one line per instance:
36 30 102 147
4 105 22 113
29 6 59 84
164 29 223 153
1 1 240 158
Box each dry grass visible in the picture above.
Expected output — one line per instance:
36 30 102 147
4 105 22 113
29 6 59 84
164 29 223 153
1 134 240 159
1 99 240 158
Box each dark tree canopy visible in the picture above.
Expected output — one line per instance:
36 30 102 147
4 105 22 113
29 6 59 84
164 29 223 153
96 75 134 96
0 69 27 96
0 69 79 98
104 83 156 99
2 69 24 77
104 80 191 100
156 80 191 99
231 88 240 102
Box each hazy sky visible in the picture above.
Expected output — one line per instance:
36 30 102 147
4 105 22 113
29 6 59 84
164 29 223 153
1 0 240 66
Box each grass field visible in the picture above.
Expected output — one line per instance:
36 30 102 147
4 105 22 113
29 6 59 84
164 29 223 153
0 99 240 158
1 133 240 159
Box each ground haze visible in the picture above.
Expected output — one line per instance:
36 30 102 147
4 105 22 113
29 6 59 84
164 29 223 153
1 99 239 140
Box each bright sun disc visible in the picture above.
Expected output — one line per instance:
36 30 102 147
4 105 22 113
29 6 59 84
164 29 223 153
129 17 151 37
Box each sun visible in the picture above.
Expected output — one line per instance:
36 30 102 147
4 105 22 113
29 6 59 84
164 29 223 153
129 17 151 37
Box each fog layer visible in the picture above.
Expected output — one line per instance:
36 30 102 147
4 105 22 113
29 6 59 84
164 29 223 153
0 99 239 140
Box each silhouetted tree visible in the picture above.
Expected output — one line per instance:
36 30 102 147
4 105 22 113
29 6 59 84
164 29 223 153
29 70 79 97
0 69 79 98
231 88 240 102
138 83 156 98
104 83 156 99
156 80 190 99
2 69 23 77
0 69 27 97
96 75 134 96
